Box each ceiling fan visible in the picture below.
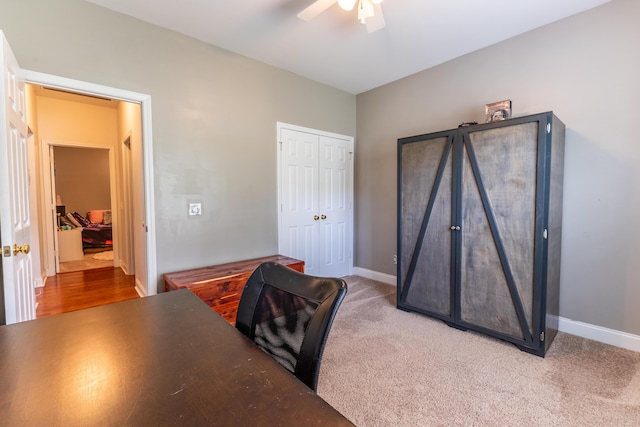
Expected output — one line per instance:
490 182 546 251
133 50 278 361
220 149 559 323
297 0 386 33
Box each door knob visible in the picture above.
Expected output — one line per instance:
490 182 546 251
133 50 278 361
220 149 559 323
313 215 320 221
321 214 327 220
13 244 30 256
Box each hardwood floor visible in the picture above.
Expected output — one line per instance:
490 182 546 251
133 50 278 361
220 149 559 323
36 267 139 318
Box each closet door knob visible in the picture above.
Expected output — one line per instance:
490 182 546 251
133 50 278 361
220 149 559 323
313 215 320 221
321 214 327 220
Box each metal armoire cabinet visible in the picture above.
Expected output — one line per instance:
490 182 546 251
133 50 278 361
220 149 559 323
397 112 565 356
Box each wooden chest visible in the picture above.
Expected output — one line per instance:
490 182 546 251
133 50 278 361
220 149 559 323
163 255 305 325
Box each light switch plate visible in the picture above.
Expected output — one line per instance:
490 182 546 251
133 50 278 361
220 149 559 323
188 202 202 216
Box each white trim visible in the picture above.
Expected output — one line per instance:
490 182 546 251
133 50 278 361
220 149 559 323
35 271 45 288
41 144 55 276
356 269 640 353
21 69 157 297
139 99 156 296
22 70 147 103
40 140 119 275
353 266 396 285
558 317 640 353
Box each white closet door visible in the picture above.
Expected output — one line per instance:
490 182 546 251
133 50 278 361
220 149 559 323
278 124 353 278
317 135 351 277
280 128 319 274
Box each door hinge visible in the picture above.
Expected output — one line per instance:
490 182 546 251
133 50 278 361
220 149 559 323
543 229 548 239
278 140 283 150
3 246 11 257
540 331 545 341
546 123 551 134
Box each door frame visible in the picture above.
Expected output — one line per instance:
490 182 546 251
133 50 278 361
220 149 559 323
276 122 354 276
41 142 118 275
22 69 158 297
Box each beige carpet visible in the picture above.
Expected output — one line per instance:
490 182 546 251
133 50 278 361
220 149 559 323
92 250 114 261
58 251 113 273
317 276 640 426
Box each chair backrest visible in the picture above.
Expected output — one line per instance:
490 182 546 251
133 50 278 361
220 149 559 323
236 261 347 391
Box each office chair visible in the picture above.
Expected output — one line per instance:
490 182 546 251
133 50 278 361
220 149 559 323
236 261 347 391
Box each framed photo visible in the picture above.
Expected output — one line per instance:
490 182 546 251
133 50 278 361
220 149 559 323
485 100 512 123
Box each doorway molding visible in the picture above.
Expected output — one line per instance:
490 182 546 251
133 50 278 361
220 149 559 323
41 141 119 276
22 69 158 297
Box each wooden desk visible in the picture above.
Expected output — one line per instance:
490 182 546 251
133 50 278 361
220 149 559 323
164 255 304 325
0 290 353 426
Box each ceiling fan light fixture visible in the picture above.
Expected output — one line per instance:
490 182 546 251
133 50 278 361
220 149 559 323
298 0 386 32
338 0 357 11
358 0 375 24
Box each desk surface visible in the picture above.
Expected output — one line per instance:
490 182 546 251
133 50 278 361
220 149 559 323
0 290 353 426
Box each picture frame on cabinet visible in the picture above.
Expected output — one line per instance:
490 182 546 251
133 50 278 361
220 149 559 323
485 99 512 122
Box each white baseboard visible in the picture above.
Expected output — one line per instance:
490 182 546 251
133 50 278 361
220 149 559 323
135 278 146 298
353 266 396 285
119 261 131 276
34 273 45 288
354 267 640 353
558 317 640 352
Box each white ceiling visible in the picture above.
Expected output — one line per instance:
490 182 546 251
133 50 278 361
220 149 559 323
86 0 611 95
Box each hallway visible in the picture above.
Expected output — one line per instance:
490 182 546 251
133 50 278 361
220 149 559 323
36 267 138 318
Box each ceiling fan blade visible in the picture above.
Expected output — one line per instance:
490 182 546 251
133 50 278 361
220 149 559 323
365 3 386 33
297 0 337 21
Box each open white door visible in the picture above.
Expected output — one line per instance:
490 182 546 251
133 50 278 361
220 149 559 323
0 31 35 324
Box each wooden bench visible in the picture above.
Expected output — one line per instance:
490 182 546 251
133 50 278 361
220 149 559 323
163 255 305 325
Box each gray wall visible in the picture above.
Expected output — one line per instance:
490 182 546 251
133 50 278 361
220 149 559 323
0 0 356 287
54 147 111 218
355 0 640 336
